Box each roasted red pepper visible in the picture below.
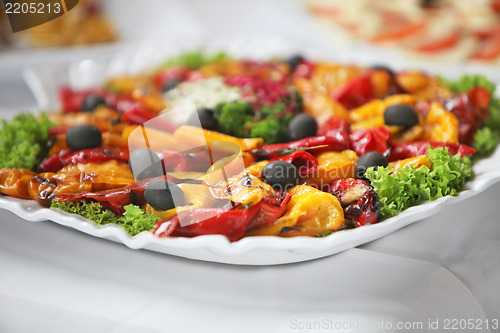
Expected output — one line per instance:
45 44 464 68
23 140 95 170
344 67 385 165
331 73 374 109
58 86 109 113
245 193 292 232
123 106 176 132
389 141 476 161
270 151 319 175
292 61 316 79
49 126 71 137
330 178 379 227
55 175 179 214
154 203 261 241
59 87 176 131
349 127 391 156
442 88 491 145
162 150 211 172
152 67 190 88
251 119 350 159
251 135 347 159
318 116 350 141
153 193 291 241
37 147 130 173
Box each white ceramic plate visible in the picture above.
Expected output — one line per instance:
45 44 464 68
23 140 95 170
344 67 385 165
4 40 500 265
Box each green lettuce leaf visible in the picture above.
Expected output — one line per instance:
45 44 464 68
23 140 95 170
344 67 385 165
365 146 473 219
51 201 160 236
0 113 53 170
159 50 230 70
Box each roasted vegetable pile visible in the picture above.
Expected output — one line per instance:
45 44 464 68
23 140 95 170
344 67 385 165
1 51 497 241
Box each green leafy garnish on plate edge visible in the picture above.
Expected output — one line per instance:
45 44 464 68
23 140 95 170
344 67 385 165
51 201 160 236
365 146 473 220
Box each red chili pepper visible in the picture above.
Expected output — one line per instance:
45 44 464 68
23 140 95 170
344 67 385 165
389 141 476 161
154 203 261 241
270 151 319 175
330 178 379 227
331 73 374 109
37 147 130 173
349 127 391 156
55 175 178 214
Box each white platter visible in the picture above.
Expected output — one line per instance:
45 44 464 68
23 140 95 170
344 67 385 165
2 40 500 265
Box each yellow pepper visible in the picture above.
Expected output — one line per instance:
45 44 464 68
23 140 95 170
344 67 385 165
294 77 350 124
145 183 219 220
422 102 459 143
389 155 431 170
303 150 358 188
246 185 344 237
349 94 416 124
0 168 36 199
209 173 275 206
173 125 263 152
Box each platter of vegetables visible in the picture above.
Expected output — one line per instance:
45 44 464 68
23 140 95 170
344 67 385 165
1 47 499 265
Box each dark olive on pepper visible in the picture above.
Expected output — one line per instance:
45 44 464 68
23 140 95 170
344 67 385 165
162 78 183 93
287 113 318 141
66 124 102 151
81 94 107 112
144 179 184 211
371 65 395 77
356 151 388 179
129 148 164 181
262 161 300 191
186 107 218 130
285 54 305 72
384 104 419 129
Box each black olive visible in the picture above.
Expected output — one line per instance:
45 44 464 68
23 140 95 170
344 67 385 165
356 152 388 179
285 54 305 72
371 65 395 77
129 148 164 180
66 124 102 151
384 104 419 129
287 113 318 141
144 179 184 211
421 0 439 6
81 94 107 112
186 107 218 130
261 161 300 191
162 78 183 93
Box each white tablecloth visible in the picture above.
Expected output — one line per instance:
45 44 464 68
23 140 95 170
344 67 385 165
1 1 499 332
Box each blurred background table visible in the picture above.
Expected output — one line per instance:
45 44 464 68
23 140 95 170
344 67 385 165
1 1 499 332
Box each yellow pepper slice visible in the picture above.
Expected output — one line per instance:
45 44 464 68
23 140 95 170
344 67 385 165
246 185 344 237
209 173 275 206
145 183 219 220
389 155 431 170
303 150 358 188
422 102 459 143
173 125 263 152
